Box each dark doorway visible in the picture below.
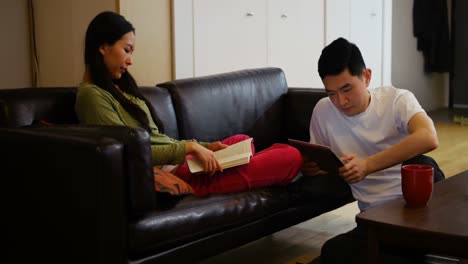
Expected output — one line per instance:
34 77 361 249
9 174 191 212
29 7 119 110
451 0 468 108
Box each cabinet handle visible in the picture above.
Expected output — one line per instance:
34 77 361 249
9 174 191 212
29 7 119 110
281 13 288 18
370 12 376 17
246 11 255 17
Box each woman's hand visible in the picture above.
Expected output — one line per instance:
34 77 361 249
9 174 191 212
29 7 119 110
338 154 369 184
207 141 228 152
186 142 223 176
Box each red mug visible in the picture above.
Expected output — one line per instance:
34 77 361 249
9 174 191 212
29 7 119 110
401 164 434 207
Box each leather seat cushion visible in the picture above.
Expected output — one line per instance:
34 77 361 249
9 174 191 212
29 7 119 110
129 187 288 256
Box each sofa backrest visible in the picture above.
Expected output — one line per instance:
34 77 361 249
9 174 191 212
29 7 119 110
158 68 289 151
1 68 290 150
286 88 327 142
0 87 178 135
0 87 78 127
139 87 179 139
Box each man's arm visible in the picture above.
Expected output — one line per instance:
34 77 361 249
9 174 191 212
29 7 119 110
367 112 438 172
340 112 439 183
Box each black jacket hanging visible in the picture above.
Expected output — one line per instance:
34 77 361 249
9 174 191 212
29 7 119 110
413 0 451 73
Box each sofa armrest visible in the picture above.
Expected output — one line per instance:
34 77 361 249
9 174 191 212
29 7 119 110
20 125 157 215
285 88 327 141
1 127 132 263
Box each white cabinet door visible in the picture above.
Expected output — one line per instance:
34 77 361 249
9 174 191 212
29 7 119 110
268 0 324 88
193 0 268 77
326 0 386 89
349 0 383 89
325 0 350 44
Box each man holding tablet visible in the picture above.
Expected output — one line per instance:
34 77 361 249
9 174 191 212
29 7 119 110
306 38 445 264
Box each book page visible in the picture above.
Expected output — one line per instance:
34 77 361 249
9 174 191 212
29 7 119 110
187 138 253 173
213 138 252 160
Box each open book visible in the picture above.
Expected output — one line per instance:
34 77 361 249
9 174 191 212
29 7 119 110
187 138 253 173
288 138 344 173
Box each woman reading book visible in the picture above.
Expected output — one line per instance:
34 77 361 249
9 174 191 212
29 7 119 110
75 11 303 196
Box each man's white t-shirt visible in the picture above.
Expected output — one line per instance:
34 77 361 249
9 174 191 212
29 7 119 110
309 86 425 211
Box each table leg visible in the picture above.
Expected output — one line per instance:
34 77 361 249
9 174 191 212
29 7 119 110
368 227 380 264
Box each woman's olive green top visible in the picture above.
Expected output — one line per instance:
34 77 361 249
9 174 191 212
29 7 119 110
75 83 207 166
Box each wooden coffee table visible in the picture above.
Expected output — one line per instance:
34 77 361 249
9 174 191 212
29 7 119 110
356 170 468 263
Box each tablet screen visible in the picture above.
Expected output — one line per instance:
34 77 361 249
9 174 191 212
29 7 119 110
288 138 344 174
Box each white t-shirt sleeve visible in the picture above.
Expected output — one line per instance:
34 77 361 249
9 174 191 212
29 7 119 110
309 98 330 146
393 90 425 134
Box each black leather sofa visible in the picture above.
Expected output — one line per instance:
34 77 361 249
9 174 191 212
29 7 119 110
0 68 353 264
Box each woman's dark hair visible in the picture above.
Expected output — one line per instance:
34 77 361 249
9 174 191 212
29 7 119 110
318 37 366 80
85 11 161 132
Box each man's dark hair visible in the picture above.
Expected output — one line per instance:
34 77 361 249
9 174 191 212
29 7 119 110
318 37 366 79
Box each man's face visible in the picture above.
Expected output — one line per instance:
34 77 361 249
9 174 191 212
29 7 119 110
322 68 372 116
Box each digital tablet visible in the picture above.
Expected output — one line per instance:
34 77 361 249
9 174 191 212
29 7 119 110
288 138 344 173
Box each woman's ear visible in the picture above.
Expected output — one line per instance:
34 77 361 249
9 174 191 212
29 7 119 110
99 44 108 56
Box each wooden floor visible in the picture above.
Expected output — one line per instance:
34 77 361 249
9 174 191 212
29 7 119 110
199 202 360 264
426 123 468 177
199 112 468 264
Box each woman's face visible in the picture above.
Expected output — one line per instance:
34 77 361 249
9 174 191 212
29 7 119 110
99 31 135 80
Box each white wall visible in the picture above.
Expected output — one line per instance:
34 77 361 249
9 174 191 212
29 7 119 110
0 0 31 89
119 0 172 86
34 0 116 87
1 0 450 110
326 0 390 89
391 0 448 111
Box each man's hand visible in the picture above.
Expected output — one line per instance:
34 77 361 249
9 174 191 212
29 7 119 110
339 154 369 184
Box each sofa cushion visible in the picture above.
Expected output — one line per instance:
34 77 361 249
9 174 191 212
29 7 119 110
153 167 193 195
158 68 289 151
128 187 288 257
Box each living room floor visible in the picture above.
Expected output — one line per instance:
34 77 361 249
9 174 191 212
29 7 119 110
199 108 468 264
199 201 359 264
